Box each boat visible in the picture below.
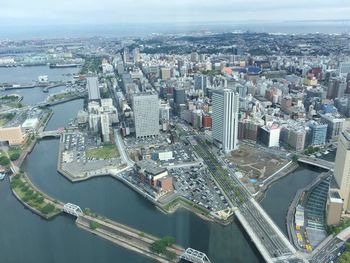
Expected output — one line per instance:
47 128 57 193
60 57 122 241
49 63 82 69
316 153 322 157
323 150 329 155
0 173 5 181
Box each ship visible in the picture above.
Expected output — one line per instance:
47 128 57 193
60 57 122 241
49 63 82 69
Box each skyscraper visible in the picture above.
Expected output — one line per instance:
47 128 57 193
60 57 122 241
132 93 160 138
101 113 110 142
86 76 100 101
212 89 239 153
194 74 208 91
334 129 350 211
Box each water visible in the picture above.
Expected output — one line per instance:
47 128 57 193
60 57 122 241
0 66 79 83
0 71 324 262
0 66 79 105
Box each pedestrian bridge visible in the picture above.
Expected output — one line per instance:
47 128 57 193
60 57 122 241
298 156 334 171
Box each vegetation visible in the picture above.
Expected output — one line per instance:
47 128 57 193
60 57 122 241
338 243 350 263
10 174 60 218
292 154 300 162
89 220 100 230
86 143 119 160
48 91 78 102
0 151 10 166
3 112 16 121
327 219 350 235
0 95 18 101
304 146 320 155
80 57 102 74
150 236 176 255
200 69 220 76
8 147 21 161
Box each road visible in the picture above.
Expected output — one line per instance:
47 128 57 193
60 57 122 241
191 136 301 262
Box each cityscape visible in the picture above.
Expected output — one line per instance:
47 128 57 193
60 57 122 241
1 1 350 263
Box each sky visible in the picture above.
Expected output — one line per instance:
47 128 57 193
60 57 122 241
1 0 350 26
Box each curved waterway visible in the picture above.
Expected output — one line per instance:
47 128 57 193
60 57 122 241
0 77 325 262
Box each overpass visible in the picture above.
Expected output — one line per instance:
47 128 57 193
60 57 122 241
298 156 334 171
192 136 305 263
37 129 64 139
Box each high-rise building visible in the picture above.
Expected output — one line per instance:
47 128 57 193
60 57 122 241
194 74 208 91
132 93 160 138
160 68 171 81
101 114 110 142
173 87 186 105
212 89 239 153
334 129 350 211
86 77 100 101
320 113 345 140
307 121 328 146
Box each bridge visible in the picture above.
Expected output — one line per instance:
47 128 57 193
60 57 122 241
192 136 305 263
298 156 334 171
180 248 211 263
37 129 64 139
63 203 83 217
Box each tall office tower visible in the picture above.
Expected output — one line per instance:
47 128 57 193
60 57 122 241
190 52 199 63
173 87 186 105
86 77 100 101
194 74 208 91
133 48 140 63
132 93 160 138
161 68 171 81
334 129 350 211
100 113 110 142
212 89 239 153
123 48 129 63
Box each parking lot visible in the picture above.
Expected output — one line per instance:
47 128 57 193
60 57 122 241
124 134 170 149
171 166 230 213
61 131 122 177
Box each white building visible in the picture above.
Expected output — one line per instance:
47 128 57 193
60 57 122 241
212 89 239 153
101 114 110 142
86 76 100 101
132 93 160 138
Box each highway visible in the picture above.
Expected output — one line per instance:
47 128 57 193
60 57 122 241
192 136 302 262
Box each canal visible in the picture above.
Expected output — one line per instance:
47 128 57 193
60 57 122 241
0 67 324 263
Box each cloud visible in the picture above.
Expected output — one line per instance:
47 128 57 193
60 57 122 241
1 0 350 25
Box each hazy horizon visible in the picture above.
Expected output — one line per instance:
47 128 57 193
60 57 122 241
1 0 350 40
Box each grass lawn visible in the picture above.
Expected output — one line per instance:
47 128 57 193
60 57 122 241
86 143 119 160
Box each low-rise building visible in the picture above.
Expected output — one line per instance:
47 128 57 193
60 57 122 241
0 126 25 146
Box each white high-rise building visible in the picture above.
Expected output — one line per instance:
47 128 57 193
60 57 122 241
212 89 239 153
86 77 100 101
132 93 160 138
101 114 110 142
334 129 350 211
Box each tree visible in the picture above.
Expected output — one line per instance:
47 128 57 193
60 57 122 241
89 220 100 230
0 155 10 166
41 203 55 214
9 152 20 161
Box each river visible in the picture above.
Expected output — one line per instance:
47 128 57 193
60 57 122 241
0 66 324 263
